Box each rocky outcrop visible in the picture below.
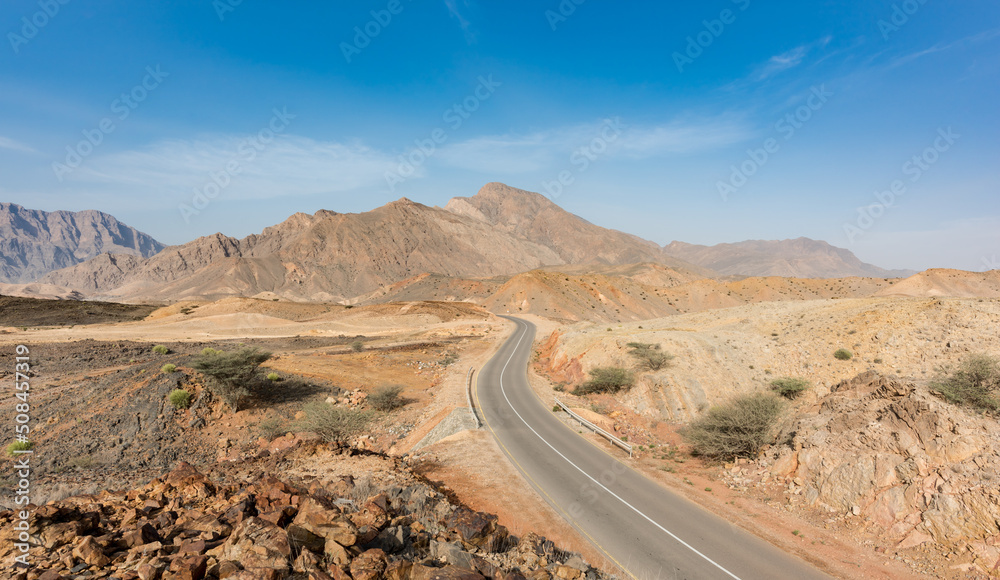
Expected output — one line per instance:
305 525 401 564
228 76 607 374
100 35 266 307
753 372 1000 572
0 462 606 579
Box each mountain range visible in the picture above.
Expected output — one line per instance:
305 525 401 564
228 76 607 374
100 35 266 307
3 183 922 303
0 203 164 284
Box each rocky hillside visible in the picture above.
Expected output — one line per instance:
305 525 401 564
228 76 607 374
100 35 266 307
875 268 1000 298
664 238 915 279
734 371 1000 576
0 454 607 580
0 203 164 283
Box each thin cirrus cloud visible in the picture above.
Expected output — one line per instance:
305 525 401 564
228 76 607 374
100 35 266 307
0 136 38 154
66 135 403 206
434 118 754 174
751 37 833 81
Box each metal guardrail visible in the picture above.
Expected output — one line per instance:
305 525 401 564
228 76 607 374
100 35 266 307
466 366 481 429
554 397 633 458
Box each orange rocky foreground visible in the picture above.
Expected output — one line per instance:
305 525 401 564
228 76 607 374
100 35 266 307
0 456 605 580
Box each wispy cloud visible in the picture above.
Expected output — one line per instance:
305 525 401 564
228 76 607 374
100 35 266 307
0 136 38 154
751 37 833 81
436 117 753 173
445 0 476 44
887 27 1000 69
63 135 400 207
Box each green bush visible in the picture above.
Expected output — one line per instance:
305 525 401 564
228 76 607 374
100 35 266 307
168 389 191 409
6 440 33 456
266 372 281 382
201 347 221 357
930 353 1000 413
152 345 170 355
294 403 374 445
350 340 364 353
769 377 810 399
681 393 783 461
161 363 178 374
575 367 635 395
368 384 406 412
626 342 674 371
191 347 272 411
833 349 853 360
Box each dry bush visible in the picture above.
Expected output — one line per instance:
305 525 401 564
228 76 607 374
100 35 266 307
931 353 1000 413
681 393 783 461
294 403 374 445
575 367 635 395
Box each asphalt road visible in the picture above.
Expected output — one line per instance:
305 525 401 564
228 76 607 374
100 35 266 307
474 316 831 580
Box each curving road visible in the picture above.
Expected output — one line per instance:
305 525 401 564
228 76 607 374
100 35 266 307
474 316 830 580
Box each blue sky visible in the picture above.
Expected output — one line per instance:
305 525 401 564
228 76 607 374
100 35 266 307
1 0 998 271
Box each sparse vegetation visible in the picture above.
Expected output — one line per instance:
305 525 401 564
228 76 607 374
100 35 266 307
6 440 33 456
350 340 364 353
769 377 810 399
575 366 635 394
191 347 273 412
168 389 191 409
69 455 98 470
681 393 783 461
257 417 288 439
368 384 406 412
201 347 221 357
439 352 459 367
626 342 675 371
930 353 1000 413
266 372 281 382
152 345 169 355
294 403 374 445
161 363 178 374
834 348 853 360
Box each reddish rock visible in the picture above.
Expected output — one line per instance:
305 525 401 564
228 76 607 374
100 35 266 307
170 554 209 580
350 548 388 580
72 535 111 567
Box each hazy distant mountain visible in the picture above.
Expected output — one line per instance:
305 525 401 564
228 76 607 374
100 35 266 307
663 238 916 279
0 203 164 283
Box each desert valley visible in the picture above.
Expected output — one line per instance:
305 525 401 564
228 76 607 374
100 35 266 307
0 183 998 579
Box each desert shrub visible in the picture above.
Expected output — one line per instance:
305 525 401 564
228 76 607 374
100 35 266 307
930 353 1000 412
6 440 32 456
439 352 459 367
69 455 98 469
266 372 281 382
769 377 810 399
257 417 288 439
191 347 272 411
626 342 675 371
575 367 634 395
350 340 364 353
168 389 191 409
369 384 406 412
294 403 374 445
201 347 221 357
681 393 783 461
161 363 178 374
833 348 853 360
152 345 169 355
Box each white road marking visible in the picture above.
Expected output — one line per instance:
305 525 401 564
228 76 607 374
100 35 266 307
495 318 743 580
